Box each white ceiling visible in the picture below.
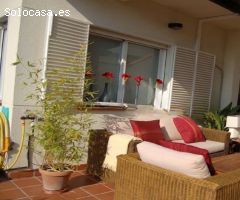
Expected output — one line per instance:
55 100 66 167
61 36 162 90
152 0 231 18
152 0 240 30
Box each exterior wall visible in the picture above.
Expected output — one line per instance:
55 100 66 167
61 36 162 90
22 0 198 48
0 0 233 168
1 12 48 168
200 23 227 110
221 31 240 108
2 0 200 168
200 23 226 69
0 0 23 17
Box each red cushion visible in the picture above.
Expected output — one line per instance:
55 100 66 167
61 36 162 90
158 140 215 176
130 120 164 144
173 116 205 143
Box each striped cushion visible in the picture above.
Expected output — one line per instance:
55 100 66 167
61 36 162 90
173 116 205 143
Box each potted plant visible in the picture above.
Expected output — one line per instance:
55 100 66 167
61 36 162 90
14 50 94 193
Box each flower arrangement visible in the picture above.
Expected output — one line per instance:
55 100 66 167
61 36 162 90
134 75 144 86
102 72 113 79
134 75 144 104
156 79 163 86
99 71 113 102
121 73 131 81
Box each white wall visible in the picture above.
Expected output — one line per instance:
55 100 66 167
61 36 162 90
221 31 240 108
22 0 198 48
0 0 23 17
200 23 226 69
200 23 227 110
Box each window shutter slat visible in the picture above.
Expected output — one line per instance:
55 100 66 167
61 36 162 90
191 52 215 119
170 47 196 115
46 16 90 99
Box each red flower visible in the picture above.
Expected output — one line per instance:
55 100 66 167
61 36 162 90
121 73 131 81
102 72 113 79
156 79 163 85
134 76 144 86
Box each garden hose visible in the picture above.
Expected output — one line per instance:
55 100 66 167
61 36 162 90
0 112 27 170
0 112 10 169
4 119 26 170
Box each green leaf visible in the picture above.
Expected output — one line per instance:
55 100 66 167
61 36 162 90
13 61 21 65
219 102 232 116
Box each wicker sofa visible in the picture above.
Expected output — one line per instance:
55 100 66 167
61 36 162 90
87 128 230 183
115 153 240 200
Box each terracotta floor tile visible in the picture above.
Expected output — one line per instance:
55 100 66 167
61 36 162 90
77 196 97 200
0 173 115 200
37 176 42 182
45 196 65 200
13 177 41 188
0 188 26 200
21 185 45 197
0 181 18 191
8 170 34 179
82 184 111 195
34 170 41 177
96 191 114 200
71 188 90 198
31 194 64 200
60 191 81 199
68 175 98 189
103 183 115 190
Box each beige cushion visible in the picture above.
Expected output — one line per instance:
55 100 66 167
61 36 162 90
172 140 225 154
160 116 182 140
137 141 210 179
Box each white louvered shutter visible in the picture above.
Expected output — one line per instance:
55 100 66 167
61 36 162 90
170 47 196 115
191 52 215 119
46 16 90 99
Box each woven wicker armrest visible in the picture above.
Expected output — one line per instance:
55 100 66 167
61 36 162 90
207 169 240 199
86 129 112 176
115 153 218 200
202 128 230 154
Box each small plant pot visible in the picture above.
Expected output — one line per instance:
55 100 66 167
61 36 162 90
39 168 72 193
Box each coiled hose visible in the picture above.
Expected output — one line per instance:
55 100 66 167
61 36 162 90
0 112 26 170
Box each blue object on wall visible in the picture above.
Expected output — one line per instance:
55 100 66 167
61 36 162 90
1 106 9 121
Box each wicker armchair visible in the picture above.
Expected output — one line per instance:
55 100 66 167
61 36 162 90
86 128 230 183
202 128 230 156
115 153 240 200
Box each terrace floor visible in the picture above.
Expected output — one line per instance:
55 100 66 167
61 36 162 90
0 171 114 200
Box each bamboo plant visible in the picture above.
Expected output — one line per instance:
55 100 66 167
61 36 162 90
14 49 95 171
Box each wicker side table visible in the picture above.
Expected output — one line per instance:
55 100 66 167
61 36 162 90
229 138 240 153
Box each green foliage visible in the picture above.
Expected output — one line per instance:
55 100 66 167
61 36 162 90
203 102 240 131
15 49 95 171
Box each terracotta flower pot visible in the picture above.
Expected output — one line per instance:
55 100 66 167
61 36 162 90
39 168 72 193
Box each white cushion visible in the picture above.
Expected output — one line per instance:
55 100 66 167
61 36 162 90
172 140 225 154
137 142 210 179
160 116 182 140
